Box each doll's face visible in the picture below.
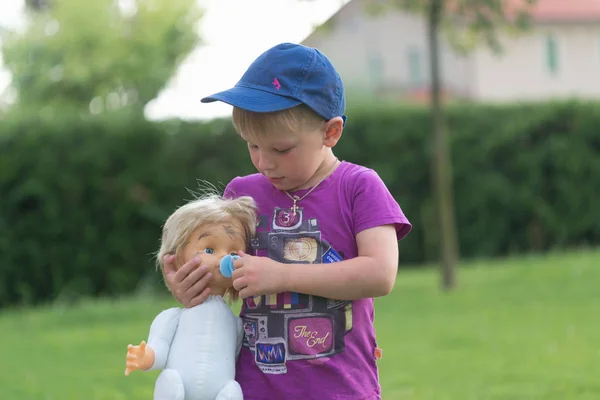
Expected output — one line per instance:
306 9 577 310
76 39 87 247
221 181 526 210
180 218 247 296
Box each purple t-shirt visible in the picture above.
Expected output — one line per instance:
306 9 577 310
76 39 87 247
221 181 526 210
223 161 411 400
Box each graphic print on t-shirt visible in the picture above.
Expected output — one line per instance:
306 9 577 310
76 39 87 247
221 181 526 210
241 206 353 375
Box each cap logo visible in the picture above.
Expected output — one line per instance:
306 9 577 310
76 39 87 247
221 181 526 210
272 78 281 90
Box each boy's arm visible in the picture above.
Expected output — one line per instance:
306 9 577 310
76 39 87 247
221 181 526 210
232 170 410 301
280 224 399 300
278 168 408 300
233 225 403 301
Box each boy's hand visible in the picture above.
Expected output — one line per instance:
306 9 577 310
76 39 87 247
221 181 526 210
232 251 284 298
163 254 213 308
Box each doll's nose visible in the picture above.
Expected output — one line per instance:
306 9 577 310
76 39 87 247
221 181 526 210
219 254 240 278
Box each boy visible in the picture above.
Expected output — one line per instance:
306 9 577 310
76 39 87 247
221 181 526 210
162 42 411 400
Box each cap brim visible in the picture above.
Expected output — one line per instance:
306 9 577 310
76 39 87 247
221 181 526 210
201 85 302 113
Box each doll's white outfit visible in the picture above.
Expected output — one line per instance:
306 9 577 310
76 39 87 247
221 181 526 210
146 295 244 400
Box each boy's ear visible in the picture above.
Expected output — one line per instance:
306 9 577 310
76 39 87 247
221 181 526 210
323 117 343 148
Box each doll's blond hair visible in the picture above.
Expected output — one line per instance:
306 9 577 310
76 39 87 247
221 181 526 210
232 104 325 138
156 192 257 301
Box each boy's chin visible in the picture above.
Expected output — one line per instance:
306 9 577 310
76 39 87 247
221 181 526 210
266 176 286 187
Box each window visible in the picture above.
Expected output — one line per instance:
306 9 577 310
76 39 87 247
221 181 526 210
545 34 559 75
407 46 423 86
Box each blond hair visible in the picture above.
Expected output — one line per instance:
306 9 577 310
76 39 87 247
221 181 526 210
232 104 325 138
156 193 257 301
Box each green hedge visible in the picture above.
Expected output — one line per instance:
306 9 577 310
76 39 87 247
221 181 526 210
1 101 599 307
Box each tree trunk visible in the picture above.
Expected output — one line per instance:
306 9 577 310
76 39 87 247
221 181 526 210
427 0 459 290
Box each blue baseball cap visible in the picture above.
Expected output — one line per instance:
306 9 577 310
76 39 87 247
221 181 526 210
201 42 346 124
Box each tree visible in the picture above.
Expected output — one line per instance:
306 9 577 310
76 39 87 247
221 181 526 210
1 0 202 116
380 0 536 290
305 0 537 290
429 0 459 292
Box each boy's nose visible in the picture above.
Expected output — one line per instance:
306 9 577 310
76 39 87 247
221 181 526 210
256 155 275 171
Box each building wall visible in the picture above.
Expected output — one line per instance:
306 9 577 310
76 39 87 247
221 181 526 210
303 1 600 102
471 23 600 101
302 0 474 100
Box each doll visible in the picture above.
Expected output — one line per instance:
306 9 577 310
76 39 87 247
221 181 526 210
124 193 257 400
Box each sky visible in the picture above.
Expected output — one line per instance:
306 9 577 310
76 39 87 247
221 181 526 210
0 0 349 121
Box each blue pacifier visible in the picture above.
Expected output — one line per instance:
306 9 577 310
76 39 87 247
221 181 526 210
219 254 240 278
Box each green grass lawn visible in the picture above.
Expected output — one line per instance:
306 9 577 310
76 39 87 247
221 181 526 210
1 249 598 399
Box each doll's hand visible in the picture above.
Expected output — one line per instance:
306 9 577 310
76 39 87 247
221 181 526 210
124 341 147 376
163 254 213 308
232 251 285 298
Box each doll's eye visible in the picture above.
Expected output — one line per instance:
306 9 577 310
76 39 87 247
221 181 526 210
203 248 215 254
230 252 238 256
